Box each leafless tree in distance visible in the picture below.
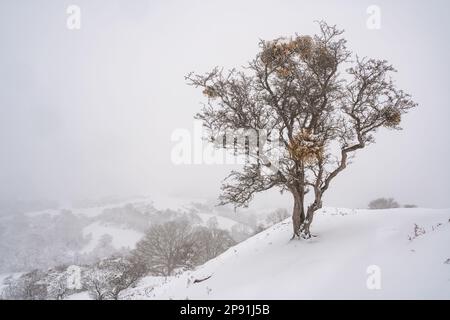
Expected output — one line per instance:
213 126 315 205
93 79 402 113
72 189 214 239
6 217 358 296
132 220 196 276
368 197 400 209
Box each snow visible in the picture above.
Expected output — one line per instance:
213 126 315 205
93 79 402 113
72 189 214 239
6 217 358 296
127 208 450 300
197 213 243 231
21 196 250 258
0 273 22 293
149 194 208 212
25 209 61 218
23 195 207 218
64 291 91 300
79 213 243 254
122 276 169 300
81 222 144 253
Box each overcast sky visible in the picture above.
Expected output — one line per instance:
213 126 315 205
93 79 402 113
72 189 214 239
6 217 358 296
0 0 449 210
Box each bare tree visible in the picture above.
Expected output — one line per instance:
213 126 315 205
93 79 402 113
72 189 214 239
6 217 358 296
192 226 236 264
187 21 416 238
230 223 253 242
82 268 111 300
206 216 219 229
46 268 70 300
131 220 196 276
102 257 146 300
2 270 47 300
82 256 146 300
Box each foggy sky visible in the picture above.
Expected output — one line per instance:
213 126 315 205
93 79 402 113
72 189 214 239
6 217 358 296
1 0 449 210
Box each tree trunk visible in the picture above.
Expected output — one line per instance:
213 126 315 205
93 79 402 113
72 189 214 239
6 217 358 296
291 190 305 238
301 199 322 238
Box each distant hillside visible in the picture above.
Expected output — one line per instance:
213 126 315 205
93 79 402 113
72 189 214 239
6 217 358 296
0 196 256 273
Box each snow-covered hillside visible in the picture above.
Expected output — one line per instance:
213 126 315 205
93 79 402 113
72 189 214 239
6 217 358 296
124 208 450 300
1 195 260 274
80 222 144 253
79 212 241 253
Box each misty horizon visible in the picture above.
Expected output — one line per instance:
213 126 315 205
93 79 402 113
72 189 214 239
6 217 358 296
1 0 450 212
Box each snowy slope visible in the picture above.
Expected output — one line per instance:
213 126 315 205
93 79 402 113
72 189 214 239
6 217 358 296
125 208 450 300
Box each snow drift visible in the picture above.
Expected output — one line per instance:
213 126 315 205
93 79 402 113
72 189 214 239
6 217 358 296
124 207 450 300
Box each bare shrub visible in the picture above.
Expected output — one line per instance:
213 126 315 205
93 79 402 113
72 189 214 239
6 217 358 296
368 198 400 210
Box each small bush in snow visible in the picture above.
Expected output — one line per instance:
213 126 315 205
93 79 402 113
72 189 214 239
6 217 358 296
408 223 426 241
368 198 400 210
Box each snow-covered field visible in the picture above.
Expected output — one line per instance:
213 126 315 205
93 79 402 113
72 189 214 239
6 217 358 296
123 208 450 300
81 222 144 253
